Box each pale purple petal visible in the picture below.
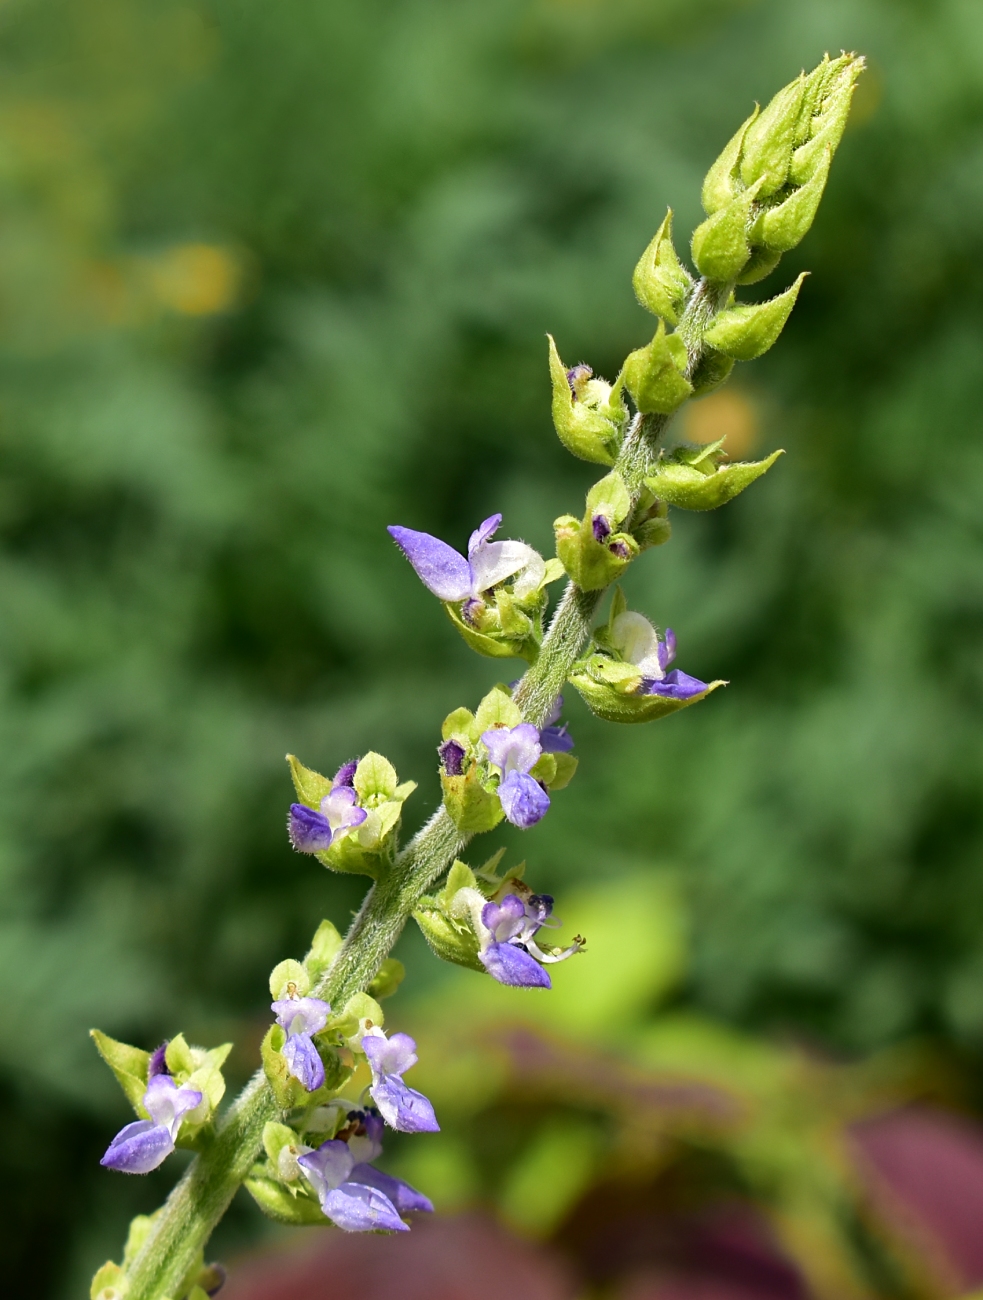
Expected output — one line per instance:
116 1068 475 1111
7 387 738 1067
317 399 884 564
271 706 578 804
346 1110 384 1164
641 669 708 700
469 539 535 594
387 526 472 602
281 1032 325 1091
148 1042 169 1078
350 1163 434 1214
468 513 502 557
481 894 526 943
370 1076 440 1133
101 1120 175 1174
322 1182 408 1232
663 627 677 667
271 996 331 1038
362 1031 418 1079
321 786 368 834
297 1139 355 1194
288 803 334 852
540 724 574 753
481 942 552 989
142 1074 203 1135
481 723 542 776
498 770 550 829
333 758 358 787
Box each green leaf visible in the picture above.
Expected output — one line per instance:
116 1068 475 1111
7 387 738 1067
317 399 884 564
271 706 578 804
702 275 806 361
353 751 397 802
304 919 343 980
286 754 333 809
269 958 309 1000
414 901 485 973
645 449 784 511
632 210 692 325
367 957 405 1000
441 707 479 743
444 601 536 661
91 1262 127 1300
90 1029 149 1114
549 752 579 791
585 470 631 525
622 319 693 415
441 769 504 833
244 1176 327 1226
439 859 478 907
475 686 522 732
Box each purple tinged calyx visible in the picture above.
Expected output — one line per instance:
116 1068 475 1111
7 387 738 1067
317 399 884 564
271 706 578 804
438 738 466 776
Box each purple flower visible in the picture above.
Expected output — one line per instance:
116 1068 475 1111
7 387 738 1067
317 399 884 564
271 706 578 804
100 1074 203 1175
288 785 367 854
540 694 575 754
271 994 331 1091
148 1041 170 1078
592 514 611 543
438 738 466 776
480 723 550 828
298 1140 409 1233
478 893 584 989
388 514 544 604
334 757 359 787
361 1031 439 1134
610 611 708 701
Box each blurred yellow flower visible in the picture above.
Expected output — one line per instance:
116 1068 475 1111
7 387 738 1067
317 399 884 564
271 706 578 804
681 387 760 458
146 242 241 316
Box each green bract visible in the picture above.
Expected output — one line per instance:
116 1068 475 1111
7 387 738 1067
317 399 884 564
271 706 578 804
702 275 806 361
645 444 784 511
622 319 693 415
287 751 416 877
690 177 764 282
547 335 625 466
569 652 725 724
632 210 692 325
554 470 639 591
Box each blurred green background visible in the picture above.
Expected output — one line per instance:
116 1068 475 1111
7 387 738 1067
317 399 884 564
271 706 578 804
3 0 983 1294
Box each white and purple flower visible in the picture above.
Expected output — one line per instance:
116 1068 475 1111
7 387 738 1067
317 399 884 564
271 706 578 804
271 992 331 1091
610 611 708 700
388 513 544 620
361 1031 439 1134
478 892 584 989
481 723 550 829
297 1107 433 1232
288 768 367 854
100 1073 204 1175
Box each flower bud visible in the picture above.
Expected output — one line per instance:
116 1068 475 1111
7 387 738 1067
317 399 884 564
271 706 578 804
690 178 764 283
554 471 639 591
632 210 693 324
739 73 806 197
622 319 693 415
91 1263 128 1300
751 146 831 253
547 335 624 466
701 273 806 360
645 446 784 512
701 109 757 215
790 54 865 186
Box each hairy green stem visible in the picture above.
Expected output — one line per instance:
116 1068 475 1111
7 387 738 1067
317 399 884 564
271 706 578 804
124 364 676 1300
